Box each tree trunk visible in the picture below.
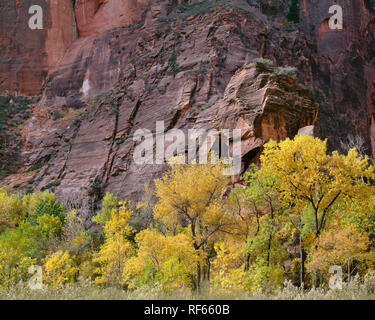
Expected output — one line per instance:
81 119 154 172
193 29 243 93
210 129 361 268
196 262 201 291
207 257 211 282
267 233 272 266
245 252 250 271
315 270 321 287
299 230 305 287
348 257 351 283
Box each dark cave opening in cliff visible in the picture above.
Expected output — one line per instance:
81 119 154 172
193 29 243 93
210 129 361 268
241 147 261 176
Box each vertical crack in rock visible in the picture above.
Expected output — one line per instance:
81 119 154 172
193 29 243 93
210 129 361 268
102 95 123 185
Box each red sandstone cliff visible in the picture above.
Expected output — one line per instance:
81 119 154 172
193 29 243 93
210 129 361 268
0 0 77 95
0 0 374 208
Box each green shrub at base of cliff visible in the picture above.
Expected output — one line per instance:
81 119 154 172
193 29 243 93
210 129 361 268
287 0 300 23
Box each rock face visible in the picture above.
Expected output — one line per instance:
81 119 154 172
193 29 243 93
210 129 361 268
300 0 375 154
195 63 317 174
0 0 373 208
0 0 77 95
75 0 151 37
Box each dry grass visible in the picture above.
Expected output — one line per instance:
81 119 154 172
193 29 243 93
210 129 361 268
1 275 375 300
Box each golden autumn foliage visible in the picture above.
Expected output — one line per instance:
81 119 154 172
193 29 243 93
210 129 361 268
61 209 88 255
260 135 374 236
36 214 62 237
211 240 248 292
153 156 235 289
0 187 25 230
22 190 65 223
247 264 285 294
1 136 375 296
93 201 135 287
230 135 375 290
307 223 374 278
0 243 35 288
43 250 78 288
92 192 118 225
124 229 197 291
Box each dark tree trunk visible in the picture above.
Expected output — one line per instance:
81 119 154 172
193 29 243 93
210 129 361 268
299 230 305 287
196 262 201 291
245 252 250 271
267 233 272 266
207 257 211 282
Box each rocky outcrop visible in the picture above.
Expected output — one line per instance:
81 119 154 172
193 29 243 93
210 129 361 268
195 62 317 173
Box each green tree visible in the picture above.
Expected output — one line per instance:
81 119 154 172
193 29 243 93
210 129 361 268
92 192 118 225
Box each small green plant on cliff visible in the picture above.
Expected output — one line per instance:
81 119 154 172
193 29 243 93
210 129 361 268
190 64 208 76
53 111 64 121
273 66 297 77
287 0 300 23
169 50 179 78
200 99 218 111
88 181 103 199
129 21 145 31
41 179 61 191
253 57 275 67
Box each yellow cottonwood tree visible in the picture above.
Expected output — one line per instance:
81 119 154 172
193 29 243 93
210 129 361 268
307 223 374 281
230 164 285 272
43 250 78 288
259 135 375 285
0 187 25 230
0 243 35 288
22 190 65 223
154 157 234 289
261 135 374 237
123 229 197 291
94 201 135 288
92 192 118 225
211 240 248 292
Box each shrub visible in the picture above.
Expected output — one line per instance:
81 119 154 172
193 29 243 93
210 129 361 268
0 187 25 229
169 50 178 78
88 181 103 198
287 0 300 23
0 245 35 288
53 111 64 121
248 264 285 294
274 66 298 77
43 251 78 288
253 57 275 67
92 192 118 225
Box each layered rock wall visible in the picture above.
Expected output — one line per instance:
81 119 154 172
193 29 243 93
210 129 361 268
0 0 374 206
0 0 77 95
300 0 375 153
75 0 151 37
